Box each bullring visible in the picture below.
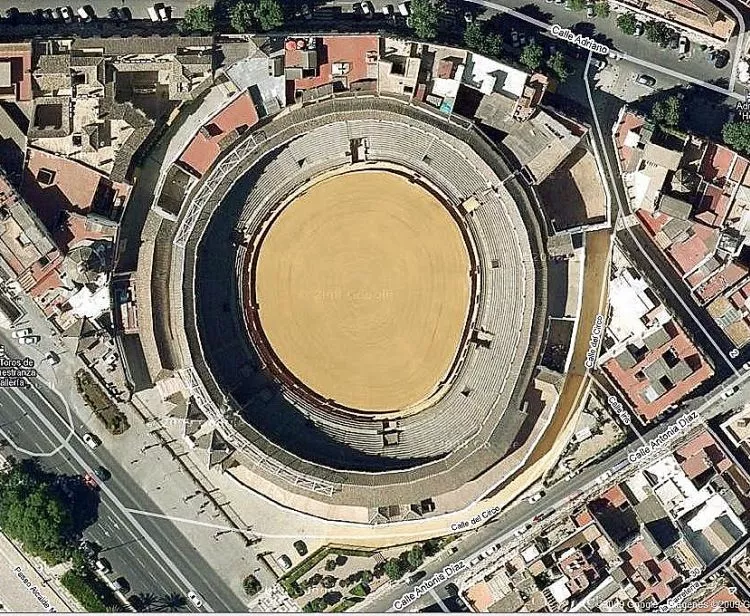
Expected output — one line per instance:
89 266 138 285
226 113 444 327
164 95 548 516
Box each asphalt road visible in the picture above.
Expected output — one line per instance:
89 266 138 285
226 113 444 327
359 368 750 613
0 378 247 612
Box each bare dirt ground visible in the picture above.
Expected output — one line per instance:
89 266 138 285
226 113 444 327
254 170 471 412
538 147 606 231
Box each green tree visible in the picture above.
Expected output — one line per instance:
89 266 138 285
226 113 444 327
256 0 283 30
519 42 544 71
594 1 610 17
60 570 115 612
325 558 337 571
0 462 74 564
410 0 446 40
406 544 425 570
361 570 374 583
178 4 215 34
384 558 404 580
644 20 671 45
651 95 682 127
230 0 255 32
567 0 586 10
322 575 337 589
547 51 570 82
722 121 750 154
243 574 262 596
616 12 637 35
350 583 369 597
464 22 503 58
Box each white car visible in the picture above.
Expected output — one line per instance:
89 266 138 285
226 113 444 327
463 10 473 23
382 4 393 15
397 1 410 16
44 351 60 366
187 591 203 608
12 328 31 339
83 433 100 449
527 491 543 504
481 546 497 558
18 336 40 345
722 386 738 399
360 1 371 16
95 558 111 574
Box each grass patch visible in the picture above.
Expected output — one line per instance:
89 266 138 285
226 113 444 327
280 546 375 597
75 369 129 435
60 569 117 612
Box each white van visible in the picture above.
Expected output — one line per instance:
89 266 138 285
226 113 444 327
147 5 159 21
398 1 410 16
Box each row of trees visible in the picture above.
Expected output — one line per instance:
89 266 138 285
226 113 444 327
179 0 283 34
616 13 675 46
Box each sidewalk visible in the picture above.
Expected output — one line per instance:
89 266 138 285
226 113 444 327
0 532 79 613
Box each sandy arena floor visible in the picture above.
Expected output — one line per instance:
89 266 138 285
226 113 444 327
253 170 471 412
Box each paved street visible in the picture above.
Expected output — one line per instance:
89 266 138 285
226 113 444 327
358 366 750 613
0 360 248 612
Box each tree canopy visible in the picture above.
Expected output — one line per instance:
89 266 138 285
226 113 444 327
410 0 446 40
616 12 637 35
594 2 610 17
230 0 255 32
463 22 502 58
0 460 75 564
256 0 283 31
520 42 544 71
179 4 215 34
651 96 682 127
644 20 672 45
722 121 750 155
547 51 570 82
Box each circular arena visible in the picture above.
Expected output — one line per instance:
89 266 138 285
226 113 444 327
253 169 472 413
172 96 549 513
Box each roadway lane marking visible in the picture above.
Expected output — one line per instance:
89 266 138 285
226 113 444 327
0 389 72 457
467 0 743 100
429 589 450 612
583 53 741 376
8 386 216 613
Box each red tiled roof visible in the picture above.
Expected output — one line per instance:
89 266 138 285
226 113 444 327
289 36 378 92
695 262 749 303
601 484 628 507
0 43 32 101
179 92 259 177
22 149 130 231
573 510 593 527
614 111 645 169
604 320 714 422
695 587 750 612
665 222 718 275
701 143 735 186
730 157 749 183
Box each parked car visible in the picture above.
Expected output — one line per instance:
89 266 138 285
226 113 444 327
77 5 95 21
634 21 643 36
510 30 519 47
12 328 31 338
156 3 169 20
463 10 473 23
591 57 607 70
82 432 101 449
94 558 111 574
586 3 595 17
278 554 292 570
293 540 308 556
300 3 311 19
147 5 159 20
4 7 20 22
112 577 129 593
60 6 74 22
382 4 393 14
527 490 544 504
83 473 99 489
52 7 63 20
636 73 656 87
519 31 527 45
187 591 203 608
397 1 410 16
714 49 730 68
94 466 110 481
678 35 689 54
360 1 372 16
18 336 40 345
44 351 60 366
43 8 55 21
722 386 738 399
407 570 426 584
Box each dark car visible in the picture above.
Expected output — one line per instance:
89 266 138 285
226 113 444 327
43 8 55 21
4 7 20 22
636 74 656 87
93 466 110 481
714 49 730 69
108 6 119 18
112 577 130 593
293 540 308 556
407 570 426 584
